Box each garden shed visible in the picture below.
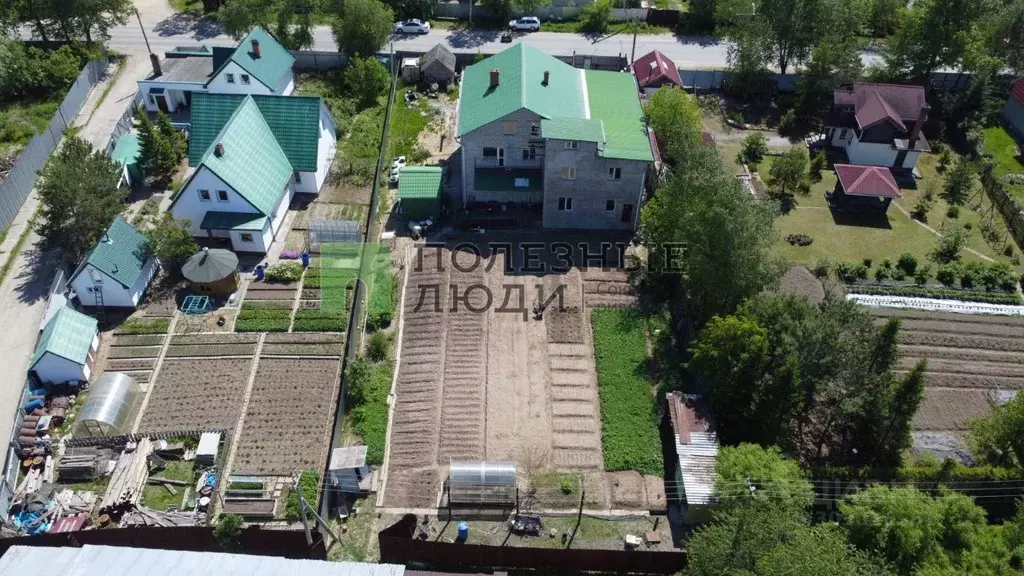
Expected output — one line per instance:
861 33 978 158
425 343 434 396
308 219 360 254
448 460 517 505
420 44 456 87
397 166 442 221
181 247 239 297
30 307 99 385
111 134 143 188
76 372 141 437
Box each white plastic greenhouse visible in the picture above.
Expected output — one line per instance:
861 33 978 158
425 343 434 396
76 372 140 437
448 460 517 505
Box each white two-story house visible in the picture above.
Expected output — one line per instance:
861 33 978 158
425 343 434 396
824 82 930 172
137 27 296 114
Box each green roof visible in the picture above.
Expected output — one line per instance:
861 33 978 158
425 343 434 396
584 70 654 162
31 307 97 369
111 134 141 167
457 45 653 162
457 43 587 136
190 96 292 216
72 216 150 288
398 166 443 199
209 27 294 91
541 118 606 144
200 211 269 231
188 92 323 172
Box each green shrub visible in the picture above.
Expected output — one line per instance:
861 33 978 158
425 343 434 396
740 133 768 165
980 261 1017 292
896 253 918 275
836 261 868 282
947 205 960 218
811 258 832 278
809 151 827 182
560 480 575 495
911 197 932 221
346 359 393 464
264 261 303 282
862 257 873 269
936 263 960 286
590 309 663 475
579 0 613 33
874 265 890 282
116 317 171 335
366 330 390 362
914 264 932 286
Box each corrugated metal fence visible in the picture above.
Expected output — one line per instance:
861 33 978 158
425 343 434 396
679 68 973 92
0 59 108 231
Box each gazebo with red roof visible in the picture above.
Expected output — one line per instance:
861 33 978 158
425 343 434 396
827 164 902 213
630 50 683 92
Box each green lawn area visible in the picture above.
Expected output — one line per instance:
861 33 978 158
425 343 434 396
141 460 195 511
0 99 59 156
388 87 433 161
772 150 1022 276
350 359 393 465
169 0 205 13
983 125 1024 205
589 309 663 477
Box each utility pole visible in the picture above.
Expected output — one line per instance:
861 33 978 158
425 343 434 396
135 9 151 54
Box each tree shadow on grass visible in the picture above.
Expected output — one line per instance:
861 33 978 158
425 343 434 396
830 210 893 230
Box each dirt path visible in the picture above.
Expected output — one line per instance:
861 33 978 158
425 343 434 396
130 314 180 433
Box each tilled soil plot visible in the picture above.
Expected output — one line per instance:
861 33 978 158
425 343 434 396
232 358 341 475
582 269 636 308
867 308 1024 432
138 358 254 433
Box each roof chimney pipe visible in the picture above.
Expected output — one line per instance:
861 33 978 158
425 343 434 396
214 142 224 157
149 53 162 77
252 39 261 58
489 68 500 88
542 70 549 86
908 103 930 147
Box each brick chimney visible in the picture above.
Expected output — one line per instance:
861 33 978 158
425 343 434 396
542 70 549 86
489 69 500 88
908 103 930 148
252 39 261 58
149 53 162 77
215 142 224 157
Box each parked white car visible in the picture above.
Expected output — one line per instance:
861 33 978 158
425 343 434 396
509 16 541 31
394 19 430 34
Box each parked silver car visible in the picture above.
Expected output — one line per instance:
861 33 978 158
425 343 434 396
508 16 541 31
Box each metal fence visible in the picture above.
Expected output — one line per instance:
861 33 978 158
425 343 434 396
106 91 144 155
0 59 108 231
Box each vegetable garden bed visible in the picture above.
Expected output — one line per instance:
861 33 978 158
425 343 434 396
164 343 258 357
261 343 346 356
292 310 347 332
263 333 344 344
111 334 166 346
107 346 163 359
115 318 171 335
171 333 260 345
235 309 292 332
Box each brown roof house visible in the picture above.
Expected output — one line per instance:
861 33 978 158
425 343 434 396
630 50 683 95
666 392 717 525
824 83 930 172
827 164 902 213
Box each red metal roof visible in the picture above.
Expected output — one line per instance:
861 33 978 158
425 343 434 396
834 83 926 131
835 164 902 198
1012 79 1024 105
630 50 682 89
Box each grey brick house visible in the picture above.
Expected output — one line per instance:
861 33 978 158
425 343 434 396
456 44 655 230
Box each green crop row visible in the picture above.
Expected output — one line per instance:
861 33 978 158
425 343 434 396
116 317 171 335
235 309 291 333
350 359 394 465
241 299 293 310
590 309 664 476
292 309 346 332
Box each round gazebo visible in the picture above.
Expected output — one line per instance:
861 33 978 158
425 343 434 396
181 247 239 297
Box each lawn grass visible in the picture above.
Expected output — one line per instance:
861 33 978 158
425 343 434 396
141 460 195 511
328 496 377 561
982 125 1024 205
0 99 59 155
388 87 433 160
351 359 393 465
589 309 663 476
116 317 171 335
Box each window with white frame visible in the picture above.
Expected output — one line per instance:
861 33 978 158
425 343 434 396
226 73 235 84
217 190 229 202
241 74 251 85
605 200 615 211
560 166 576 180
557 197 573 211
503 121 515 135
564 140 579 149
240 232 254 242
199 189 211 202
608 167 621 180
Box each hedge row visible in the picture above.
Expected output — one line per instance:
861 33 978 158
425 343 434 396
847 283 1022 305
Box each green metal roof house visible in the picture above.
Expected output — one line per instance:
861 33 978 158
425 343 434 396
137 27 296 115
456 43 655 231
30 307 99 385
398 166 443 220
171 92 337 253
68 217 159 308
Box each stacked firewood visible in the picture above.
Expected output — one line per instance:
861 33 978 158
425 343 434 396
99 439 153 516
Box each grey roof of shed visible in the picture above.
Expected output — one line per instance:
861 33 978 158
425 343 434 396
182 247 239 283
422 43 456 73
0 545 406 576
145 54 214 83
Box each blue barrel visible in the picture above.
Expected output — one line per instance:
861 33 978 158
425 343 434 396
301 252 310 268
29 388 47 397
456 522 469 543
24 399 44 413
255 265 265 281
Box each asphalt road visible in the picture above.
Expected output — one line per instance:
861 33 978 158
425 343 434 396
104 13 886 70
